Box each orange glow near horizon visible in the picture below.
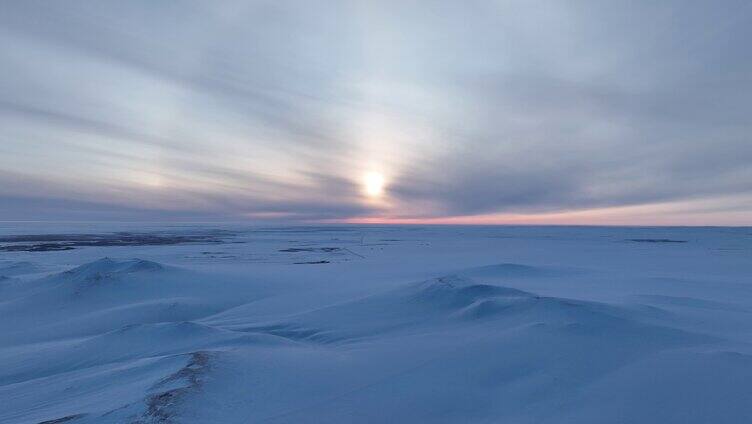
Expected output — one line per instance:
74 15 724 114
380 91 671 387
336 199 752 226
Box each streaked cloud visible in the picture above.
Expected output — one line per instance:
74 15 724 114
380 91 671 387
1 1 751 224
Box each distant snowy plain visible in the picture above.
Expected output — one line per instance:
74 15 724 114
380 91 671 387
1 224 751 423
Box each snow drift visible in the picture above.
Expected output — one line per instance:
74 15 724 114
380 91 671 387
1 225 752 423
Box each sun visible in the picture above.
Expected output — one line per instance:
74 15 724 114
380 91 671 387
363 172 385 198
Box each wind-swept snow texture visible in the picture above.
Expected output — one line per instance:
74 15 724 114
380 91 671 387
1 224 751 423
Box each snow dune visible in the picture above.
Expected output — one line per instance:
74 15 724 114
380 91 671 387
1 226 751 423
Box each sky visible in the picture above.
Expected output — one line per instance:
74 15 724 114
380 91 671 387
1 1 751 225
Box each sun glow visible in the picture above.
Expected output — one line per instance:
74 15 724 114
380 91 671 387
363 172 385 198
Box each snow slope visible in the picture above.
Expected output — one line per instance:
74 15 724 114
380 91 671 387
1 225 751 423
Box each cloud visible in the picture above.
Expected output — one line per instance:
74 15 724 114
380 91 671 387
1 1 751 223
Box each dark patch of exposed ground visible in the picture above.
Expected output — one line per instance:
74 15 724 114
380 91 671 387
0 231 233 252
279 247 341 253
135 351 212 424
37 414 86 424
627 238 688 243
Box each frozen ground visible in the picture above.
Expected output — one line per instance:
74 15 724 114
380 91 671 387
1 223 751 423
